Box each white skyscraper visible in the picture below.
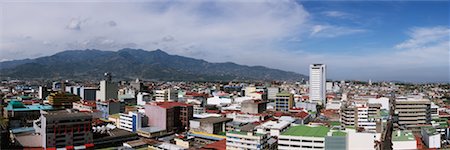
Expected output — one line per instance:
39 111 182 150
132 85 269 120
309 64 326 104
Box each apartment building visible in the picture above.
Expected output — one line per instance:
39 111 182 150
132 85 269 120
241 99 267 114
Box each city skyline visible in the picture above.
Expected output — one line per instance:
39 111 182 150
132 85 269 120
1 0 449 82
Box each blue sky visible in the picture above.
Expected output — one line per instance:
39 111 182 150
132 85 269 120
0 0 449 82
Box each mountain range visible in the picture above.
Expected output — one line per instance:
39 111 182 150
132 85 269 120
0 48 307 81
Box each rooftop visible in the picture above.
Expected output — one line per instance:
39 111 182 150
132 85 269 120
276 91 292 96
392 130 415 141
227 130 265 137
192 117 232 124
150 101 192 108
332 131 347 136
281 125 330 137
6 100 53 111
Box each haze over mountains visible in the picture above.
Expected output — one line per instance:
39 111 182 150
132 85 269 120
0 49 307 81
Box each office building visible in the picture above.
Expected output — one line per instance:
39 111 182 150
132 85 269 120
145 102 193 132
394 96 431 130
275 91 294 112
97 74 118 101
309 64 326 104
33 109 93 149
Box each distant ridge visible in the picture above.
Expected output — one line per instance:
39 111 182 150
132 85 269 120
0 48 307 81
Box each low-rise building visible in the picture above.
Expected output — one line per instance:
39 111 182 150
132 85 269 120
392 130 417 150
226 130 270 150
421 127 441 149
241 99 267 114
4 100 53 128
256 120 291 137
190 117 232 134
278 125 329 150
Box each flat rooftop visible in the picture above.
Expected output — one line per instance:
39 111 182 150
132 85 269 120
281 125 330 137
227 130 265 137
332 131 347 137
392 130 415 141
193 117 232 124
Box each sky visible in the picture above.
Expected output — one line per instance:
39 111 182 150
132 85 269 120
0 0 449 82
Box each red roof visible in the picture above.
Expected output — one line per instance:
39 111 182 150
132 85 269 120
294 111 310 119
151 102 192 109
201 139 226 150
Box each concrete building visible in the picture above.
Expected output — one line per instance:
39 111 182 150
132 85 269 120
82 87 98 101
392 130 417 150
97 79 118 102
275 91 294 112
48 92 81 108
340 100 382 132
247 91 268 101
137 92 152 106
33 109 93 149
394 96 431 130
241 99 267 114
145 102 193 132
255 120 291 137
244 86 257 97
72 100 96 112
38 86 51 100
190 117 232 134
96 100 123 118
421 127 441 149
4 100 53 128
267 87 280 102
309 64 326 104
154 89 178 102
226 130 270 150
118 111 143 133
278 125 329 150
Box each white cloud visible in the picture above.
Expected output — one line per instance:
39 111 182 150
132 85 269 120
310 25 365 38
322 11 353 19
0 1 448 82
395 26 449 49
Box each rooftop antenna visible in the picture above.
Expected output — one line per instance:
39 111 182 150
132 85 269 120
104 72 112 82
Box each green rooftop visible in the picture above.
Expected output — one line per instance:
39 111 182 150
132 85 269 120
5 100 53 111
227 131 265 137
392 130 415 141
282 125 330 137
329 121 341 126
332 131 347 136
